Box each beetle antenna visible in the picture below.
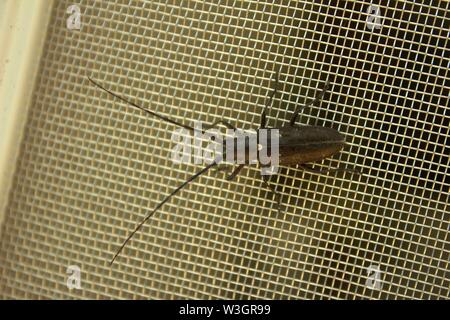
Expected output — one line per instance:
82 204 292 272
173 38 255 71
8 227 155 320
88 76 196 132
110 161 218 265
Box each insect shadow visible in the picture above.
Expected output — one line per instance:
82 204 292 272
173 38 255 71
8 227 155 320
88 72 360 265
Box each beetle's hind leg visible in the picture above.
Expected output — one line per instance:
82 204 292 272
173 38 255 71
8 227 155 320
289 79 330 126
261 174 283 214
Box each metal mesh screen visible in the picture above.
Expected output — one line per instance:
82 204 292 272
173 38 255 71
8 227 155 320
0 0 448 299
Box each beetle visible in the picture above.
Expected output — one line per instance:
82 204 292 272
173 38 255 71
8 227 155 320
88 73 360 264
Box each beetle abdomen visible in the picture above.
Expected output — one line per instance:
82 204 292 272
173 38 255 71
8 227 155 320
278 126 345 165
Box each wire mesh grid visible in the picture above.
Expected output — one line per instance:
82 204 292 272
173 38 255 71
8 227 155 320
0 0 448 299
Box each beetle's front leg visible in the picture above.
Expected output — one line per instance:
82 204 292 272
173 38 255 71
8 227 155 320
213 163 245 181
213 163 231 173
226 164 245 181
203 119 236 131
260 71 280 128
289 79 330 126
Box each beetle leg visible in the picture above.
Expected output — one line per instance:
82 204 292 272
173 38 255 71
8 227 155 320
203 119 236 131
212 164 244 180
260 71 280 128
299 164 361 175
261 175 282 213
289 79 330 126
226 164 245 181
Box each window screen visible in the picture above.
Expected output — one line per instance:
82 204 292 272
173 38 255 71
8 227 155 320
0 0 448 299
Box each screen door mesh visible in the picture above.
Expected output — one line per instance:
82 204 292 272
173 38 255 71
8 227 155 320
0 0 448 299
